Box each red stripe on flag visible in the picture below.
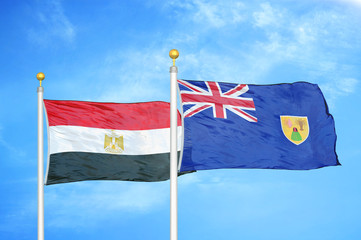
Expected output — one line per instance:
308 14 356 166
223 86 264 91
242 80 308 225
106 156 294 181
44 100 182 130
223 84 247 96
185 104 212 118
233 108 258 122
177 80 204 93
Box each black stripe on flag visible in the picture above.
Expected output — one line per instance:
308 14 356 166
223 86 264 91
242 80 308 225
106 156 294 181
46 152 173 185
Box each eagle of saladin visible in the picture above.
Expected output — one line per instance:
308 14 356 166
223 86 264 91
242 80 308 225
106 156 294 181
104 130 124 153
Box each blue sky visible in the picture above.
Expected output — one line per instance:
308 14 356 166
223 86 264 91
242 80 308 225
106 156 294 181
1 0 361 239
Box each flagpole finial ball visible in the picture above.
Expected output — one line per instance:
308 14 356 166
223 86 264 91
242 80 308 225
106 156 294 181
169 49 179 66
37 72 45 87
37 72 45 81
169 49 179 60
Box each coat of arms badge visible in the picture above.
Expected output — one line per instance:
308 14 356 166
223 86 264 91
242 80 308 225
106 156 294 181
280 116 309 145
104 130 124 153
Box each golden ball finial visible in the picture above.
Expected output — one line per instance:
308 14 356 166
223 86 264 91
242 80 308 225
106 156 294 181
37 72 45 81
36 72 45 87
169 49 179 60
169 49 179 66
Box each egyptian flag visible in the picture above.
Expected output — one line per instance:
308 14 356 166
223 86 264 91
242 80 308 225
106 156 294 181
44 100 182 185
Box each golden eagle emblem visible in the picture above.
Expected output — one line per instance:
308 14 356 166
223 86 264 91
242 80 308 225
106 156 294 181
104 130 124 154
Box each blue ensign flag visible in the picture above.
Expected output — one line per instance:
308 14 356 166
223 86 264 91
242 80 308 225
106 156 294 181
177 79 339 172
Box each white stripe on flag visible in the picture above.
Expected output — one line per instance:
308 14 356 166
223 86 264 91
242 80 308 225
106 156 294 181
49 125 182 155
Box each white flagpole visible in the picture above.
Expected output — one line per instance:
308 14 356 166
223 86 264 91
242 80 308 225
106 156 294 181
169 49 179 240
37 72 45 240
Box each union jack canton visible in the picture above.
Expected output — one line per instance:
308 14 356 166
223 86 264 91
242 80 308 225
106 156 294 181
177 79 257 122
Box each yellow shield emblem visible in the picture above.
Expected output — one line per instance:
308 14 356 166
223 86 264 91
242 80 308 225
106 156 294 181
280 116 309 145
104 130 124 154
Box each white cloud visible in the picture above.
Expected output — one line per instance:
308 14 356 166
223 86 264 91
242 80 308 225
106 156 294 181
28 0 75 45
53 1 360 107
178 173 202 186
180 50 261 84
178 171 300 224
165 0 246 28
293 26 316 45
0 125 26 158
320 78 358 108
244 3 361 86
332 0 361 7
0 202 36 235
143 1 360 95
94 47 171 103
192 0 245 27
45 181 168 228
339 78 358 93
321 77 358 95
253 2 283 28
